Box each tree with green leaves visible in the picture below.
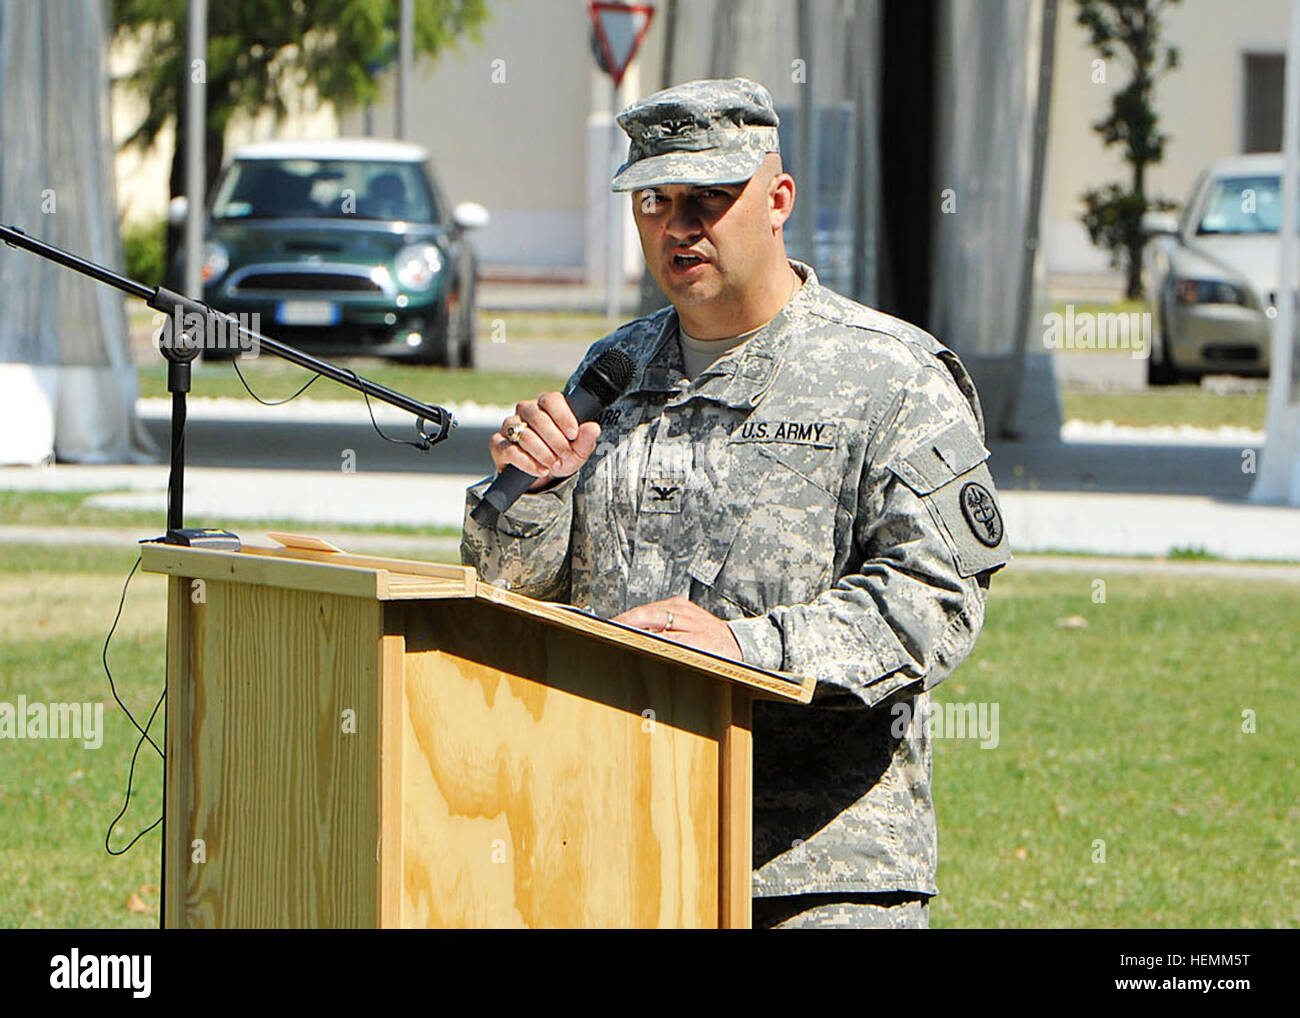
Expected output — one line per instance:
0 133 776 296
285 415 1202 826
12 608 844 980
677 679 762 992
1075 0 1180 299
111 0 488 279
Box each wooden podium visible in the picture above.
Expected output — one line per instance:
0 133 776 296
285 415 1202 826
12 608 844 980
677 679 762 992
140 541 812 929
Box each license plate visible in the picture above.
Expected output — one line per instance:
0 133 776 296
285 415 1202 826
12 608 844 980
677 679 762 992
276 300 339 326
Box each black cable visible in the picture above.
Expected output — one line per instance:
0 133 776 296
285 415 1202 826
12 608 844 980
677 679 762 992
343 366 433 451
101 555 163 758
232 355 322 405
102 552 166 855
228 357 432 451
104 684 166 856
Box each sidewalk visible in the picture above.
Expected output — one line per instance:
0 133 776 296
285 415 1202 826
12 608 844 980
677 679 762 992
0 463 482 529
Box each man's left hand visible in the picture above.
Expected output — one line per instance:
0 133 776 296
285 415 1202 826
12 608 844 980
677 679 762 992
611 595 743 660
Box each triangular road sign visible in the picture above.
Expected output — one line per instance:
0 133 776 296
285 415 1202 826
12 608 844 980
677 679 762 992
589 2 655 87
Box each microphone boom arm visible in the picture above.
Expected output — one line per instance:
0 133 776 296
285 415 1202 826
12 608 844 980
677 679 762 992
0 224 455 439
1 222 458 540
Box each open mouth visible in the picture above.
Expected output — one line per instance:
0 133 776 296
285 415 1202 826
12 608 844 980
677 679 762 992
672 253 706 268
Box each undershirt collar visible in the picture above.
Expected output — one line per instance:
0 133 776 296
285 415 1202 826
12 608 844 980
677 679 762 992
676 271 803 381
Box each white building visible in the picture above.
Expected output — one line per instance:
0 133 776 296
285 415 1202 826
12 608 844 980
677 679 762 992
111 0 1292 293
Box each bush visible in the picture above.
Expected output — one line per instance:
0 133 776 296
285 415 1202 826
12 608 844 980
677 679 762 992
121 217 166 287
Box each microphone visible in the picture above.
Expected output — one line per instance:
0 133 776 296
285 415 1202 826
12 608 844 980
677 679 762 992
471 348 635 527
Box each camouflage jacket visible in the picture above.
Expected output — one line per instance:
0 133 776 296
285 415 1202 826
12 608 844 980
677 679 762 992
461 261 1011 899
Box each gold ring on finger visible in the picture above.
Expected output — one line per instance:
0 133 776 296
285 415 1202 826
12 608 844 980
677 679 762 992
505 420 531 444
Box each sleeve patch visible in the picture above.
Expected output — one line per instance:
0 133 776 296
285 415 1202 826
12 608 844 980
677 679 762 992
919 462 1010 576
889 425 1011 578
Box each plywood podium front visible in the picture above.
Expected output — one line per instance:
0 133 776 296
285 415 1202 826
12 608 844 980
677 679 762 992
140 542 813 929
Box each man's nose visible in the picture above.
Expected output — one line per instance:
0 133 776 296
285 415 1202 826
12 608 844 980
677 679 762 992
664 200 703 242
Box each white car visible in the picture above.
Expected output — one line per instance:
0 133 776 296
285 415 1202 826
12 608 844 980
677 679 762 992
1142 153 1280 383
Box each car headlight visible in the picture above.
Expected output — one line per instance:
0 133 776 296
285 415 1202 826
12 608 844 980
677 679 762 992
1172 278 1251 306
200 242 229 284
395 243 444 290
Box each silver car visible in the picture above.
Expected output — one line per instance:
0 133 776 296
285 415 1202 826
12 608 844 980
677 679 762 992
1142 153 1280 383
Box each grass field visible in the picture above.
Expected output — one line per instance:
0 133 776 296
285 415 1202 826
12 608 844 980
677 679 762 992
932 567 1297 928
1048 299 1151 346
1060 387 1268 431
135 358 568 406
0 541 1294 928
0 490 463 539
0 545 166 927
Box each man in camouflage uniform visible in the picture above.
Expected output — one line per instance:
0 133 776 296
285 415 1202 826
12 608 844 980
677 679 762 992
461 78 1010 929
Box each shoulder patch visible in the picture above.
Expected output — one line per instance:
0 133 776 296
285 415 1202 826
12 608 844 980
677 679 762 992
959 480 1004 547
888 424 1010 577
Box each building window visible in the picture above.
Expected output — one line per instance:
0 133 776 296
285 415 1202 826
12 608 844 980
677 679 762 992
1244 53 1284 153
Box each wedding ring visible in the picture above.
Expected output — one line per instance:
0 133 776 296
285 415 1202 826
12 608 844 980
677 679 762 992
664 610 674 631
505 420 530 444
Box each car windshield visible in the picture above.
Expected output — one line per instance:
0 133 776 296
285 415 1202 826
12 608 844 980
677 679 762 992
1197 174 1285 234
211 158 438 222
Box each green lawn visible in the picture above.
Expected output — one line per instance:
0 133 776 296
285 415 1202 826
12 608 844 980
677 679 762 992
1047 299 1152 355
1061 387 1268 431
134 357 567 405
0 544 1294 927
128 307 611 347
0 490 463 539
932 567 1297 928
0 544 168 927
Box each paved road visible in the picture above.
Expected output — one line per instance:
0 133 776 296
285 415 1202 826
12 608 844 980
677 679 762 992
988 437 1258 498
472 336 591 375
137 413 1261 500
141 415 498 476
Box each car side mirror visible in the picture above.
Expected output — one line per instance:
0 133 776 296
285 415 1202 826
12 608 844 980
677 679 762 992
167 195 189 227
1142 211 1179 237
452 201 490 232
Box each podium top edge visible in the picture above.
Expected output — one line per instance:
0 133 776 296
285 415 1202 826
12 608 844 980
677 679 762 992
474 580 814 704
137 542 815 703
139 542 476 601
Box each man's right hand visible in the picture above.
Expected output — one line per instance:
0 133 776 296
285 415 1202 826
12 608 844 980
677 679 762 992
491 392 602 493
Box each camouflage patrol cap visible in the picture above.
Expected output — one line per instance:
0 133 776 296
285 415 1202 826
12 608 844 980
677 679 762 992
610 77 781 193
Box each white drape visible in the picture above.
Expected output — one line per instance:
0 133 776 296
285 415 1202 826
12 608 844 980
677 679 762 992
0 0 155 464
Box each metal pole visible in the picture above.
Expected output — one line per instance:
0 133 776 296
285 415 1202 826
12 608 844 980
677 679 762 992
606 79 623 321
183 0 206 300
795 0 816 266
398 0 413 139
1253 0 1300 503
636 0 678 316
996 0 1057 440
851 0 880 306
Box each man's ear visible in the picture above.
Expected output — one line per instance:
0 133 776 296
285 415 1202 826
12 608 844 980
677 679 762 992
770 173 795 230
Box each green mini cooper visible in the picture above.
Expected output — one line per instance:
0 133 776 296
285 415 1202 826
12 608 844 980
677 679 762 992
176 138 489 366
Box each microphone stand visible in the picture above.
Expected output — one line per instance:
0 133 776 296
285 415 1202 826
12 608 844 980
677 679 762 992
1 223 457 544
